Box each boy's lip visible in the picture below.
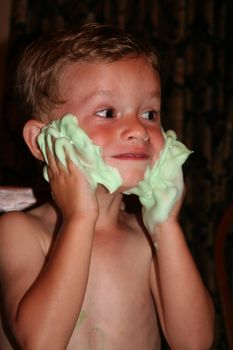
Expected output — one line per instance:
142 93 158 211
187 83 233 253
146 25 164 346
111 152 150 160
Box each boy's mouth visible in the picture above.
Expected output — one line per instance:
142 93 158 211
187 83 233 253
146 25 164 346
111 153 150 160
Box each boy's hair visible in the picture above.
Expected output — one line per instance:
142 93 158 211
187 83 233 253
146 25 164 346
15 23 160 121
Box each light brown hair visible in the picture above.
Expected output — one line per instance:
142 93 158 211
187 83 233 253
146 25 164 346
15 23 160 121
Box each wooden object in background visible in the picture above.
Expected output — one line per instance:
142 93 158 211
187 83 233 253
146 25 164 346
215 204 233 350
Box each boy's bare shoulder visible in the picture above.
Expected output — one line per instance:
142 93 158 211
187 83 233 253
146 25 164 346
0 203 58 254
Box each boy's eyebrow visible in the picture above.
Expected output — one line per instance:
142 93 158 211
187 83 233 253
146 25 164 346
85 90 114 99
79 89 114 104
80 89 161 105
85 90 161 99
147 90 161 98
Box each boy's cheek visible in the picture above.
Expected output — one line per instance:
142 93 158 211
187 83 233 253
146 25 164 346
150 131 165 166
79 128 107 148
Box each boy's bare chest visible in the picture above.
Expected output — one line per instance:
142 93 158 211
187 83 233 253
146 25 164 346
67 232 161 349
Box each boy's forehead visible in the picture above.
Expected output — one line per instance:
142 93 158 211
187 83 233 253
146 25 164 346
59 57 160 90
53 58 161 119
61 56 158 75
52 58 161 120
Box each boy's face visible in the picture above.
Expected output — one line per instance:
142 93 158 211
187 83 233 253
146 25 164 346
53 57 164 189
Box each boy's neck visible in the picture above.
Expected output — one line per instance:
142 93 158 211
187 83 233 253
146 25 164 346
95 187 124 229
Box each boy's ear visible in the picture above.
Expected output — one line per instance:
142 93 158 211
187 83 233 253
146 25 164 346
23 119 45 161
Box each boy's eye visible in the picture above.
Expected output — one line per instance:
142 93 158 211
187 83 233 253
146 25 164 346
96 108 115 118
141 110 160 121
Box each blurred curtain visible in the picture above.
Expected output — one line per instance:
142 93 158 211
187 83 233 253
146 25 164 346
0 0 232 348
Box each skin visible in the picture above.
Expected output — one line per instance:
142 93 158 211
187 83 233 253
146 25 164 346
0 57 214 349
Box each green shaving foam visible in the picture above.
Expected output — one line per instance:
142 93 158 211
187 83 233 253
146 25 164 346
124 130 192 233
37 114 192 232
37 114 123 193
77 310 87 328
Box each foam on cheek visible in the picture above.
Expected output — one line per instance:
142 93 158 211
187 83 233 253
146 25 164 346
37 114 123 193
124 130 192 232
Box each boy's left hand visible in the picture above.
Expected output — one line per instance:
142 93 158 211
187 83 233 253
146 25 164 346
124 130 192 235
138 166 185 234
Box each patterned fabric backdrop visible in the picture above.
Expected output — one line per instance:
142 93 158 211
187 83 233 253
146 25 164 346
0 1 232 348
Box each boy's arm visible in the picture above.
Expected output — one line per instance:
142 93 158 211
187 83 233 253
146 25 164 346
0 157 98 349
150 199 215 350
0 211 93 349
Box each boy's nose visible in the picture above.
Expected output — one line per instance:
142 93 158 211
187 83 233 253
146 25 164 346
121 116 150 143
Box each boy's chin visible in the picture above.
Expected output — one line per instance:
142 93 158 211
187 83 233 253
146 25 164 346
118 171 146 191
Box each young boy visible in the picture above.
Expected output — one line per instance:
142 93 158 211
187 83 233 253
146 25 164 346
0 23 214 349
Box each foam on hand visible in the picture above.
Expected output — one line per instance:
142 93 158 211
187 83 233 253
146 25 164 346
37 114 123 193
124 130 192 233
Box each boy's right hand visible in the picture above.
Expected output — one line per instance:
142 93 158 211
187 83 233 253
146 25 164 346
46 145 99 223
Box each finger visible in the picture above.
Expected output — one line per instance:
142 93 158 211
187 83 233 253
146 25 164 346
46 142 60 178
66 155 77 173
48 137 68 173
61 144 77 174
